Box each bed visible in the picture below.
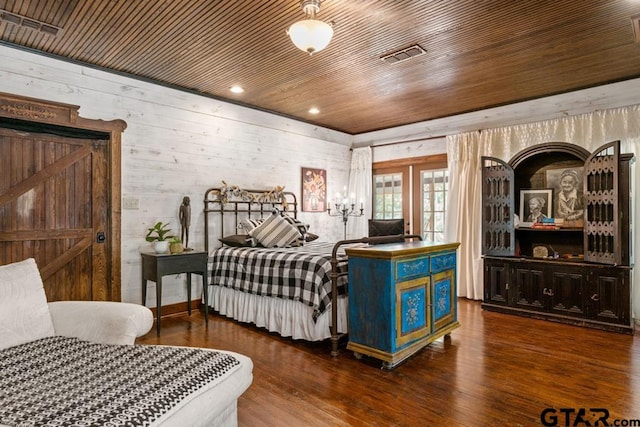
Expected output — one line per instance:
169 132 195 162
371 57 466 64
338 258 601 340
203 184 353 355
203 184 418 356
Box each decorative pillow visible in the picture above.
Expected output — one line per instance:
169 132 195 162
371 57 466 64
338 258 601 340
305 232 319 242
219 234 253 247
239 218 266 246
239 218 265 234
249 213 301 248
281 214 309 247
0 258 55 350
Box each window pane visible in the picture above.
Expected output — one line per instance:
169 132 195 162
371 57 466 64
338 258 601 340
373 172 403 219
423 212 432 229
435 192 444 211
434 212 444 232
424 192 431 211
420 168 449 242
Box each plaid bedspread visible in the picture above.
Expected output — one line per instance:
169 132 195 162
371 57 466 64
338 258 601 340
210 242 349 320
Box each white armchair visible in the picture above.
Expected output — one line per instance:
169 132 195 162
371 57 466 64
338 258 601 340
0 258 253 427
0 258 152 349
48 300 153 345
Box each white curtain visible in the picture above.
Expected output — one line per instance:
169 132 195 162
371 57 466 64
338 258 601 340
480 105 640 158
347 147 372 239
446 105 640 323
445 131 484 299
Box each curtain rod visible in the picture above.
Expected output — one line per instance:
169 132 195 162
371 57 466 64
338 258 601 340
360 129 485 149
366 134 447 149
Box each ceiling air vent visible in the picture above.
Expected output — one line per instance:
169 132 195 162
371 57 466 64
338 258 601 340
380 44 426 64
0 9 62 37
632 15 640 43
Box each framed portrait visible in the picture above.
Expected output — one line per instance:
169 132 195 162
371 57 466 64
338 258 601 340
545 167 584 219
519 189 552 224
301 167 326 212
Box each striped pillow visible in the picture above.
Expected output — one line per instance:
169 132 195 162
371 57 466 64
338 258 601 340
249 213 300 248
239 218 265 234
239 218 265 246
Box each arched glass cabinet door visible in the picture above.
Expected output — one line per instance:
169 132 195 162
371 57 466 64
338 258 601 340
481 157 515 256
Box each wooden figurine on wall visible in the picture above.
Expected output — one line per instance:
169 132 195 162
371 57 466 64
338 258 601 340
179 196 191 250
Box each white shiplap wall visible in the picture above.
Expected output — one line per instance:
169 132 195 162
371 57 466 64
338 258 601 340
0 45 353 306
3 43 640 307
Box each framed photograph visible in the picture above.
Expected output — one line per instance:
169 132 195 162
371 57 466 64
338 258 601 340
545 167 584 219
519 189 552 223
301 167 326 212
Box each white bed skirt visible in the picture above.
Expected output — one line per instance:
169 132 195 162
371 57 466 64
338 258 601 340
207 285 348 342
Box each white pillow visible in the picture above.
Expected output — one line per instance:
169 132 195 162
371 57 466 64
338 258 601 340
249 213 301 248
239 218 265 246
239 217 265 234
0 258 55 350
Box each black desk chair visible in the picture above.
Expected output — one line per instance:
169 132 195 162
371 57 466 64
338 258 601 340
368 218 406 244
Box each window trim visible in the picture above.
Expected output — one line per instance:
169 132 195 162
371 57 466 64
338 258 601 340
411 155 448 238
371 165 410 228
373 154 447 236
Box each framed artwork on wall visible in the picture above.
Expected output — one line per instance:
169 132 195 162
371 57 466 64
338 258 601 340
301 167 326 212
519 189 552 223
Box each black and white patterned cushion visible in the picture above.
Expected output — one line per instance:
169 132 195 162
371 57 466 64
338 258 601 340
249 213 300 248
0 336 240 426
281 214 309 247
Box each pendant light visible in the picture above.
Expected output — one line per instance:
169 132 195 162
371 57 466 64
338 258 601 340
287 0 333 55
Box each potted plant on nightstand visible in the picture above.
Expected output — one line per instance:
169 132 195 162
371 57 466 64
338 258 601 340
169 237 184 254
145 222 175 254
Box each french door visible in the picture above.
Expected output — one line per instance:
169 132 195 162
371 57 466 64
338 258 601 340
372 165 410 229
373 154 448 242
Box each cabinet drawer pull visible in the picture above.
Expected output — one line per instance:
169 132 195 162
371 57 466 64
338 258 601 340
543 288 554 297
590 294 600 302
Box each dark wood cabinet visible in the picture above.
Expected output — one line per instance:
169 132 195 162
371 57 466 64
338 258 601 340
513 262 546 313
548 264 587 318
483 257 510 306
481 141 633 333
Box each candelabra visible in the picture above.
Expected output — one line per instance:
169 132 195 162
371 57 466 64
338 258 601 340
327 201 364 240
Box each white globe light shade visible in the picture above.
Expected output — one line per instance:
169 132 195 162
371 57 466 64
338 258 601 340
288 19 334 55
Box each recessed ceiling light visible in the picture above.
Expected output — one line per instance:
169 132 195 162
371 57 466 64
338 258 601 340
230 85 244 94
309 107 320 114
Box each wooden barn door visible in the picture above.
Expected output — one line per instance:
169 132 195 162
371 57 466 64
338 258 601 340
0 127 109 301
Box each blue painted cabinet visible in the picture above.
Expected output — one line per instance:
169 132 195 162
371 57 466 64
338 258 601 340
345 241 460 368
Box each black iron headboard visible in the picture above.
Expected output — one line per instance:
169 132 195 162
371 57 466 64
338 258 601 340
203 184 298 252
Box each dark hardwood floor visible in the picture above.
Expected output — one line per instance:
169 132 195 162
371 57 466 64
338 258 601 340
137 299 640 426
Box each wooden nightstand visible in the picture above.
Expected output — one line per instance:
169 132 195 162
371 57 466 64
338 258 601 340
141 250 208 335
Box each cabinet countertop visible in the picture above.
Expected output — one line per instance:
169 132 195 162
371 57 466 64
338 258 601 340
345 241 459 259
483 254 633 270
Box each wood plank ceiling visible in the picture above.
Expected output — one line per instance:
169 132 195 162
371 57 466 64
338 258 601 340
1 0 639 135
